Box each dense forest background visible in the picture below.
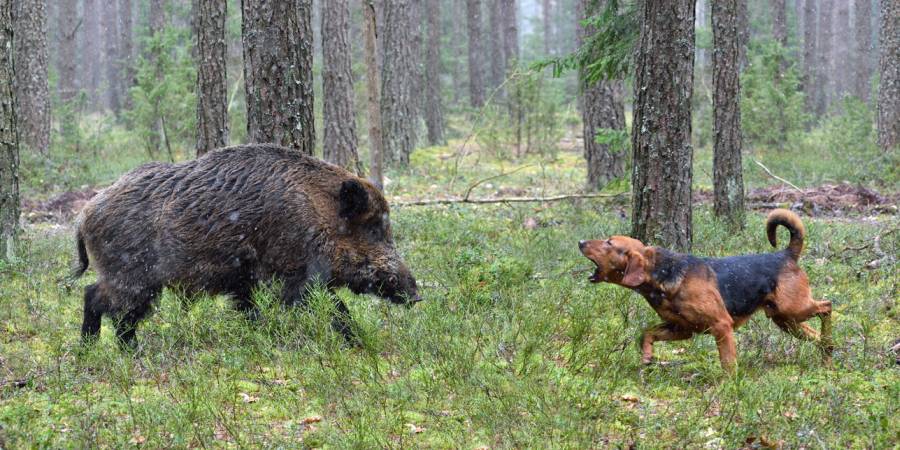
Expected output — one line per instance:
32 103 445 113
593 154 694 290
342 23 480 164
11 0 898 197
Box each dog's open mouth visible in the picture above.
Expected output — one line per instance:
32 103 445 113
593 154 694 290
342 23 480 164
588 265 603 283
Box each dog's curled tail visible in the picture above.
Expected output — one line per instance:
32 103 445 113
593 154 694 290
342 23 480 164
766 209 805 260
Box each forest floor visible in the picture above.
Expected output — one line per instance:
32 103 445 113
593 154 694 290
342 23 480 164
1 136 898 448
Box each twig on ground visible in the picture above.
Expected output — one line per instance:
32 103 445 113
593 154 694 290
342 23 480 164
753 159 804 194
391 192 628 207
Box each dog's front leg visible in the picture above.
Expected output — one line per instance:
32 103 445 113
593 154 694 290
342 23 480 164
640 323 693 364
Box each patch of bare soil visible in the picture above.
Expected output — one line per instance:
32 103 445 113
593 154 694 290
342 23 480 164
22 188 98 223
697 182 898 217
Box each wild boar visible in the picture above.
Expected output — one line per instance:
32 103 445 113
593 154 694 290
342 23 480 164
72 144 420 347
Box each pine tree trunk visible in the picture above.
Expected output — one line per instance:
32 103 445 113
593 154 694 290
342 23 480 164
712 0 745 229
500 0 521 154
241 0 315 155
102 0 120 114
834 2 851 99
803 0 817 113
363 0 384 187
57 0 78 103
737 0 749 69
12 0 49 155
487 0 505 89
466 0 485 108
773 0 787 48
542 0 552 56
631 0 695 252
148 0 167 154
816 0 833 115
424 0 445 145
119 0 134 108
196 0 228 157
578 0 624 191
322 0 361 173
877 0 899 151
0 0 19 262
381 0 418 167
81 0 101 109
853 0 872 102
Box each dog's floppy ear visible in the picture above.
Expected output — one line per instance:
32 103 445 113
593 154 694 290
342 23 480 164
621 250 648 287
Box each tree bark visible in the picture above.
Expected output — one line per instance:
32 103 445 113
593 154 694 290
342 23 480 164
487 0 505 89
148 0 167 154
631 0 695 252
57 0 78 103
712 0 745 229
816 0 833 115
853 0 873 102
381 0 418 167
363 0 383 187
81 0 101 108
737 0 748 69
424 0 445 145
465 0 485 107
322 0 361 173
0 0 19 261
772 0 787 49
102 0 120 114
578 0 625 191
803 0 817 113
195 0 228 157
241 0 315 155
542 0 553 56
877 0 899 151
835 1 852 99
119 0 134 109
500 0 521 153
12 0 49 155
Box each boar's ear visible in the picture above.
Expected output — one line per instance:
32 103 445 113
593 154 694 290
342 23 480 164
339 179 370 220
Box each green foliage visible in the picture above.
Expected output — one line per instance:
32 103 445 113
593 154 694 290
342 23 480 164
474 70 568 160
126 25 197 160
593 127 629 155
537 0 638 83
740 39 808 148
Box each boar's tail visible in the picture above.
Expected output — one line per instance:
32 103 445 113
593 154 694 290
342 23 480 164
766 208 805 261
72 230 89 279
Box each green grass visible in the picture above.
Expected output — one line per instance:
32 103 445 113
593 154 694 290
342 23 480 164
2 119 898 448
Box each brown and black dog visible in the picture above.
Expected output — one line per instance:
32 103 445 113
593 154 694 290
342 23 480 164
579 209 833 372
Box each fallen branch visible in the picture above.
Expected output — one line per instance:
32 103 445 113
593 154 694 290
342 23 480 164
391 192 628 207
753 159 804 194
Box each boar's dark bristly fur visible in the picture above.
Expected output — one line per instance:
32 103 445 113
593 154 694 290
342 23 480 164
73 144 419 346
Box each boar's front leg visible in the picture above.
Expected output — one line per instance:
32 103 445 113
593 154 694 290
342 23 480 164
281 275 360 346
110 286 161 350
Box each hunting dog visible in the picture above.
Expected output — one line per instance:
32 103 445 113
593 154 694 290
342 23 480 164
578 209 833 372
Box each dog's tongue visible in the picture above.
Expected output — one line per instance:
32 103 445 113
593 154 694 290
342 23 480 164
588 268 602 283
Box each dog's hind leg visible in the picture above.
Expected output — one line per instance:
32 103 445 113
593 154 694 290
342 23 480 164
640 323 694 365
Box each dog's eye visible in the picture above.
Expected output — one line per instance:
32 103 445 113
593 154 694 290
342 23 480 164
617 248 625 255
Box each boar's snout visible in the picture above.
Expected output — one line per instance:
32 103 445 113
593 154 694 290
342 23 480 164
377 266 421 306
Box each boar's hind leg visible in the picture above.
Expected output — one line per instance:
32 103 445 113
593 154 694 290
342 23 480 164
81 283 103 342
